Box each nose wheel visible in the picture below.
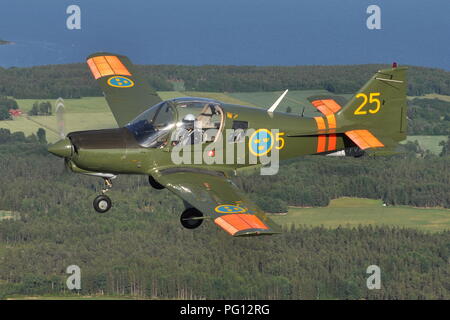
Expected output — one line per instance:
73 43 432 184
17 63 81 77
93 177 113 213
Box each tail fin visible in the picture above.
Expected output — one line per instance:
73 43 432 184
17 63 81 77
86 52 162 127
336 65 407 149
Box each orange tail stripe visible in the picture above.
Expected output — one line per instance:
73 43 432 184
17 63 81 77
311 99 342 115
322 99 342 113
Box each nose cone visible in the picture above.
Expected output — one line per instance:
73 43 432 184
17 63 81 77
48 138 73 158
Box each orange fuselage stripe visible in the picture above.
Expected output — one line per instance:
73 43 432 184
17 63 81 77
317 135 327 153
314 117 326 130
315 115 337 153
326 114 336 130
328 134 337 151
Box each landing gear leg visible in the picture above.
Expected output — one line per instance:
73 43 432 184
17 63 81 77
93 178 113 213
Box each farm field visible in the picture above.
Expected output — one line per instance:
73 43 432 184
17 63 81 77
271 197 450 233
403 135 447 154
408 93 450 102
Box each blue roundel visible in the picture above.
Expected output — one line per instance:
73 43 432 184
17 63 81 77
249 129 274 156
107 76 134 88
215 204 246 214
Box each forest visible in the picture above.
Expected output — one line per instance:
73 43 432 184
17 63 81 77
408 98 450 135
0 130 449 299
0 63 450 99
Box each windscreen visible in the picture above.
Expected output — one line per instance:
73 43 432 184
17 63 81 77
125 101 176 148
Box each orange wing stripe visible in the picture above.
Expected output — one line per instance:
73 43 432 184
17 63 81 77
105 56 132 76
215 214 269 236
86 59 101 80
311 99 342 115
87 55 132 79
345 130 384 150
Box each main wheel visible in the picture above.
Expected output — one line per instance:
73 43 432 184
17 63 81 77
180 208 203 229
93 194 112 213
149 175 165 190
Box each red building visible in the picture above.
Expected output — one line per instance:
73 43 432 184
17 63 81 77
8 109 22 117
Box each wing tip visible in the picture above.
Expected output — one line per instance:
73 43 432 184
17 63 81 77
233 228 280 237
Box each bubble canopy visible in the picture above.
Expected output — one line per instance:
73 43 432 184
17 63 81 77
125 98 223 148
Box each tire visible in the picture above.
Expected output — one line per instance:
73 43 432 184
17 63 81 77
149 175 165 190
93 194 112 213
180 208 203 229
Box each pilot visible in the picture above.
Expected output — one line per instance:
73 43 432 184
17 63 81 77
182 113 196 131
172 114 202 146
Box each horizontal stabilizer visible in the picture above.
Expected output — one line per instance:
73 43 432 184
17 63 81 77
310 99 342 115
345 130 384 150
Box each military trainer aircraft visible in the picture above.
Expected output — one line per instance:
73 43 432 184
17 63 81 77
48 53 407 236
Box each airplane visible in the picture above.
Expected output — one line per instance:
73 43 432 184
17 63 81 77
48 52 407 237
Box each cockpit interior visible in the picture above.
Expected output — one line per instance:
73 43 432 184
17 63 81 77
125 98 224 148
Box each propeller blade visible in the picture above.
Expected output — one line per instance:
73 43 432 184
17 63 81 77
55 97 66 139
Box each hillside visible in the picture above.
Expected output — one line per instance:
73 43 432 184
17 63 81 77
1 63 450 99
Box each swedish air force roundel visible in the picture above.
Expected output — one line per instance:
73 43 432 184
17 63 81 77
107 76 134 88
249 128 274 156
215 204 247 214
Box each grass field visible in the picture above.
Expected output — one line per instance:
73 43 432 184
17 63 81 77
403 135 447 154
271 197 450 233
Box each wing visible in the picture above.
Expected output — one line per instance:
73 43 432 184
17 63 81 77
86 52 162 127
156 169 281 237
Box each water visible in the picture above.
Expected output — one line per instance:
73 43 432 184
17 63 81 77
0 0 449 69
